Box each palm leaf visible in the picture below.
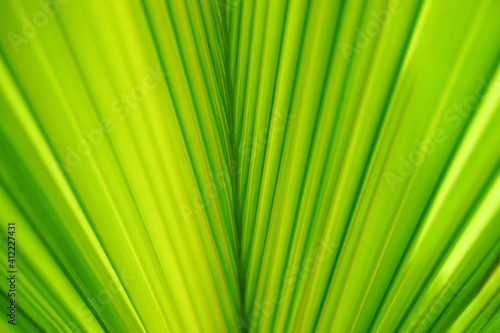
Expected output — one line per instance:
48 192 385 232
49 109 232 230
0 0 499 332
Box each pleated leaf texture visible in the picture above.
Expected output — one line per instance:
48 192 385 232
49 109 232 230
0 0 499 332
